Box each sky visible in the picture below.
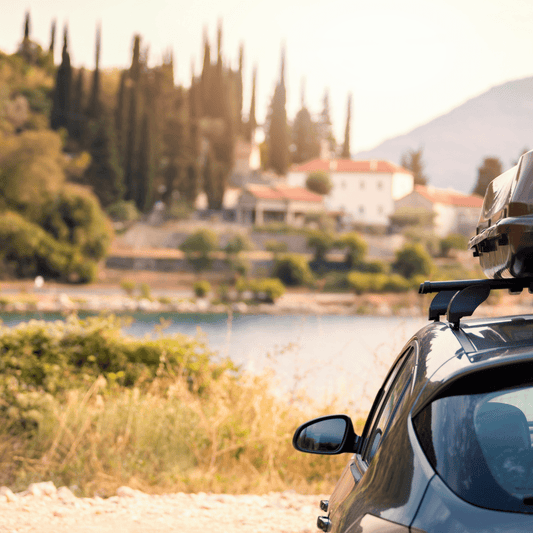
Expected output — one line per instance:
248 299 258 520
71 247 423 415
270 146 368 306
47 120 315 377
3 0 533 153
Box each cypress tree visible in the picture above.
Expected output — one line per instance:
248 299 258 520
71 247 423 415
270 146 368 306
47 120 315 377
49 20 56 55
50 26 72 131
87 23 101 120
83 116 125 207
267 47 290 175
246 66 257 142
319 89 336 155
135 112 153 212
341 93 352 158
124 35 141 202
237 43 244 133
69 68 85 141
23 11 30 41
114 69 127 165
200 32 211 115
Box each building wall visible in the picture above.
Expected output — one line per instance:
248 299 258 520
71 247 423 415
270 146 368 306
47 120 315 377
287 169 413 226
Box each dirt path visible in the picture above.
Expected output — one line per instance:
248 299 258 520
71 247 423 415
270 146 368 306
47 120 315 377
0 483 325 533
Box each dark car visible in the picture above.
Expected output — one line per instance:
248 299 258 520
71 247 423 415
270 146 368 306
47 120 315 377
293 277 533 533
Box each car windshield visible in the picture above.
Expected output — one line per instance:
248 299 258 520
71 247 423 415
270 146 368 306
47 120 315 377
414 383 533 513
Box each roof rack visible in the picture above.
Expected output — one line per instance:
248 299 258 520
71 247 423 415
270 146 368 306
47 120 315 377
418 278 533 329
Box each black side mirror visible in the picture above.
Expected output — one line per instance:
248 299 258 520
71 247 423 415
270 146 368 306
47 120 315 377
292 414 358 455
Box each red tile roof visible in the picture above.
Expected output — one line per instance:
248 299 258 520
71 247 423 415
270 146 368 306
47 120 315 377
290 158 411 174
414 185 483 208
246 184 323 203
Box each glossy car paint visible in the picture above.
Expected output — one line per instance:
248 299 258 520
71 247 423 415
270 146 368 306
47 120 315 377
308 314 533 533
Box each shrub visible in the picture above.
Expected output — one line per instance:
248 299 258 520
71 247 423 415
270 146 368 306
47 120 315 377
337 232 368 267
272 254 314 286
193 280 211 298
352 260 387 274
347 272 411 294
306 230 334 262
179 229 219 272
106 200 140 222
238 278 285 303
392 243 434 279
138 282 152 300
264 239 288 254
323 272 351 292
179 229 219 255
440 233 468 257
382 274 411 293
120 280 136 296
305 170 332 195
224 234 253 255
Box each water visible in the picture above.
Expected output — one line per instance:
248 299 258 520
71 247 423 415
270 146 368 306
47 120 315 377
0 312 427 409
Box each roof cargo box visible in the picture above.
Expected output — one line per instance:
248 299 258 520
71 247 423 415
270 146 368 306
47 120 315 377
469 150 533 279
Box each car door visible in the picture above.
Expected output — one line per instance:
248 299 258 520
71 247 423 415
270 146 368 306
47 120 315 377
327 344 417 533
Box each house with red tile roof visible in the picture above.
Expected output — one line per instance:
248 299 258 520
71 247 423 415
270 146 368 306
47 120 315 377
286 158 414 226
394 185 484 236
236 183 324 226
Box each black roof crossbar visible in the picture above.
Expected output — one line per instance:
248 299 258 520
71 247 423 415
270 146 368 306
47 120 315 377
419 277 533 329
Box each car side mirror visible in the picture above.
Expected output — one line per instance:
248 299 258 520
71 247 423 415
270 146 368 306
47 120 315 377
292 414 358 455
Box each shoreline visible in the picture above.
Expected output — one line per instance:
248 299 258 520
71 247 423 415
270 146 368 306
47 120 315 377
0 284 532 319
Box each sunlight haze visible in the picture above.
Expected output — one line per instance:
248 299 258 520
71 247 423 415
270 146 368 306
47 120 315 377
2 0 533 152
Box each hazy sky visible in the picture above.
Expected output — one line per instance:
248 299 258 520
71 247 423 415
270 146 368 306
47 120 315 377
3 0 533 153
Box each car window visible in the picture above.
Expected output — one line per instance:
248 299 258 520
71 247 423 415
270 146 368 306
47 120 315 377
414 381 533 514
363 346 415 463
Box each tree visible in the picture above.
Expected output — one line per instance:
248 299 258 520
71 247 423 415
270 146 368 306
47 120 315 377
23 11 30 41
124 35 141 203
472 157 502 197
50 26 72 131
341 93 352 158
392 243 433 279
246 66 257 142
86 24 102 121
69 68 85 141
179 229 219 272
306 230 334 262
267 47 290 175
400 148 428 186
135 112 154 212
114 70 127 164
83 116 125 207
49 19 56 56
292 83 320 164
305 171 332 195
319 89 336 157
337 232 368 268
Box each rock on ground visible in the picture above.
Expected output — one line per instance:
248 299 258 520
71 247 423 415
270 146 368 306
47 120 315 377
0 482 326 533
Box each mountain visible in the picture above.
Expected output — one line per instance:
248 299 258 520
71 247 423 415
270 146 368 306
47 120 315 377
354 76 533 193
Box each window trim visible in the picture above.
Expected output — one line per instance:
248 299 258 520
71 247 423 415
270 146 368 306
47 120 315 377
360 344 417 461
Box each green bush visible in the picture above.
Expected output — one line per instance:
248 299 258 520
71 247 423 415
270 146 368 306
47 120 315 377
347 272 410 294
264 239 288 254
237 278 285 303
179 229 219 255
179 229 219 272
323 272 351 292
305 171 332 195
120 280 136 296
306 230 334 262
193 280 211 298
337 232 368 267
392 243 434 279
138 282 152 300
440 233 468 257
272 254 314 286
106 200 140 222
224 234 253 255
352 260 387 274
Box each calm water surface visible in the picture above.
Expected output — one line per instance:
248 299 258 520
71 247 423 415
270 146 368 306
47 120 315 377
0 312 427 408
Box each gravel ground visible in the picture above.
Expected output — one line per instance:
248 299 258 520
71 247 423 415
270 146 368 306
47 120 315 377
0 483 326 533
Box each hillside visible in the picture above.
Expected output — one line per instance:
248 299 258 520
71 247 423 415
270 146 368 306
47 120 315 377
355 76 533 193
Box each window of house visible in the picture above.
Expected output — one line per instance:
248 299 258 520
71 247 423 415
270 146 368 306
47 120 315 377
378 205 384 214
377 181 383 190
359 206 365 214
342 180 346 189
360 181 365 189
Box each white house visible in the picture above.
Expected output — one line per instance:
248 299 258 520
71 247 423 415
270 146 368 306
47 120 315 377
236 183 324 226
394 185 484 236
287 159 414 226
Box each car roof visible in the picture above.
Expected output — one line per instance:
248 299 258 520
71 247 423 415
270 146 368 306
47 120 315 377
411 314 533 414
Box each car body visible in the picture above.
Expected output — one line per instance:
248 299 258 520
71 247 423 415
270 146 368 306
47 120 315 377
293 311 533 532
